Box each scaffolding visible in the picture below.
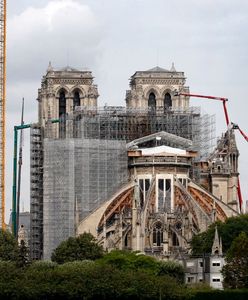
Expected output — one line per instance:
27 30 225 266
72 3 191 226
30 125 43 260
30 105 215 259
44 106 215 158
42 138 127 259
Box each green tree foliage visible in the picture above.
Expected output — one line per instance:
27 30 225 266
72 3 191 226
0 261 24 299
0 229 20 261
157 260 185 284
97 250 159 273
18 261 185 300
97 250 185 284
191 215 248 255
222 232 248 289
0 257 248 299
21 261 59 299
51 232 104 264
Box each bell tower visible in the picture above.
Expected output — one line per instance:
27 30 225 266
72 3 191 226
125 63 190 111
37 63 99 126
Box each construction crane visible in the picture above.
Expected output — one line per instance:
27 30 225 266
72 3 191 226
0 0 6 229
231 123 248 142
175 91 244 212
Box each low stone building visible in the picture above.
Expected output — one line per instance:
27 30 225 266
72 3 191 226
184 227 225 289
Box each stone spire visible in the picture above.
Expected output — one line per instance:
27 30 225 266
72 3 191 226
47 61 53 72
170 62 176 72
211 226 222 255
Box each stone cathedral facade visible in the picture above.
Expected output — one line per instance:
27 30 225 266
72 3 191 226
30 63 240 260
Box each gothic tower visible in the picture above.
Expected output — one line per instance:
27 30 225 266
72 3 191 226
210 129 240 211
125 63 190 111
37 63 99 126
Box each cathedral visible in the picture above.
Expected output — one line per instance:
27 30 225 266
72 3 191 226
30 63 240 260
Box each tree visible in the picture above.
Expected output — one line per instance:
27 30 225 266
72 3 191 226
17 240 30 267
191 215 248 255
97 250 185 284
157 260 185 284
222 232 248 288
51 232 104 264
97 250 159 274
0 229 19 261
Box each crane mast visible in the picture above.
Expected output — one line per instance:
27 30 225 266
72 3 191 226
0 0 6 229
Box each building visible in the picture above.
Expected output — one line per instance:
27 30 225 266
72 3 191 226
184 227 225 289
30 63 240 260
9 211 30 246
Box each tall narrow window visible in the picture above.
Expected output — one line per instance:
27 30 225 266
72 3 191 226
139 178 151 208
164 93 172 111
157 178 171 212
59 91 66 117
73 91 80 110
148 92 156 113
153 223 163 246
172 232 179 246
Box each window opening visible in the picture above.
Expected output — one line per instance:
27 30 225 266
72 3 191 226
73 91 80 110
59 90 66 117
153 223 163 246
148 92 156 113
164 93 172 111
157 178 171 212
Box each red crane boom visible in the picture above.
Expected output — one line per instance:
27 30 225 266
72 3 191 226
176 92 244 212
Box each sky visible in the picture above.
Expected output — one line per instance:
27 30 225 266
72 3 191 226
6 0 248 221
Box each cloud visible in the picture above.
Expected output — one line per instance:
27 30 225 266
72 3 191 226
7 0 103 84
5 0 103 221
5 0 248 220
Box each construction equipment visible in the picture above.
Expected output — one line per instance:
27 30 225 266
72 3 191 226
12 119 59 237
231 123 248 142
0 0 6 229
175 91 244 212
16 98 24 236
175 92 229 126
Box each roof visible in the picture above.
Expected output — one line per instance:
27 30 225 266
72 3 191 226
126 131 193 150
146 66 169 72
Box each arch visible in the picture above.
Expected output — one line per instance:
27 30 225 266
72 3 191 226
164 92 172 111
59 89 66 117
143 86 160 99
70 85 86 98
148 92 156 113
55 86 70 98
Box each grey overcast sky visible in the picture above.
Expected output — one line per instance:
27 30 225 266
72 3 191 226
6 0 248 221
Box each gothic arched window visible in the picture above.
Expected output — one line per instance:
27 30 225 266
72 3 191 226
164 93 172 111
172 232 179 246
73 91 80 110
59 90 66 117
153 223 163 246
148 92 156 113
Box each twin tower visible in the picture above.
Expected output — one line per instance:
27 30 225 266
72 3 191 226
38 63 190 125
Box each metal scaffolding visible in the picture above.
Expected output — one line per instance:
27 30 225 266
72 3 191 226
30 125 43 260
30 105 215 259
42 138 127 259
